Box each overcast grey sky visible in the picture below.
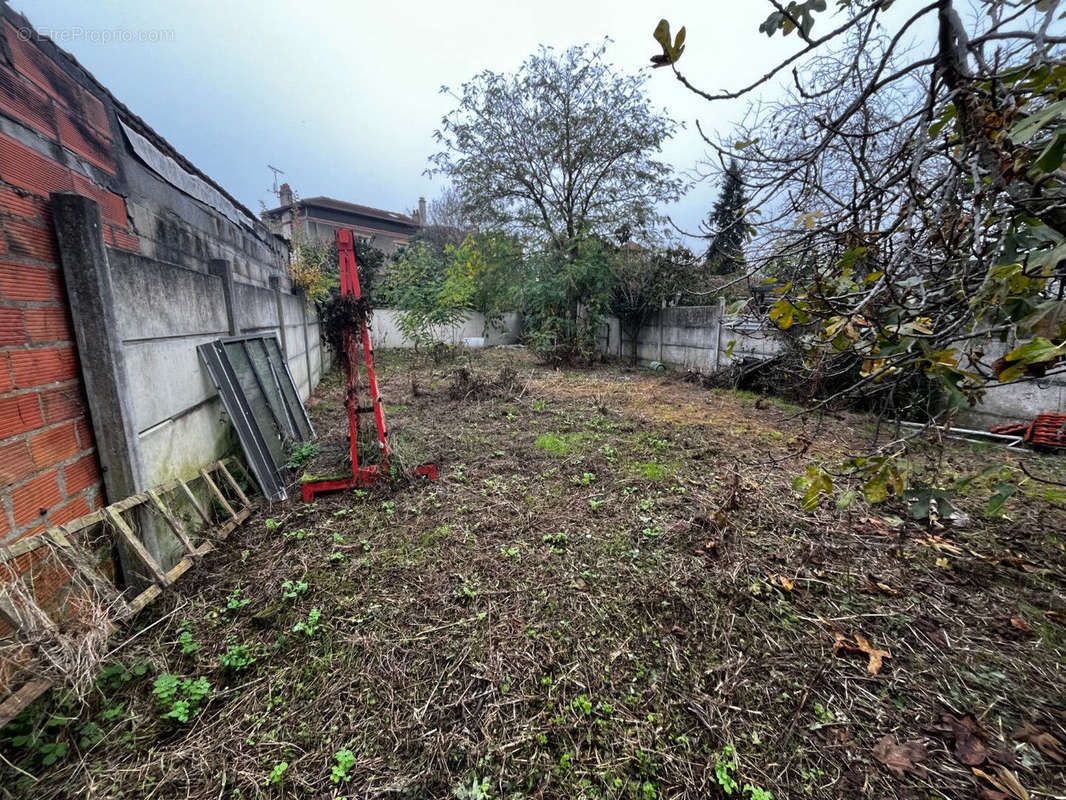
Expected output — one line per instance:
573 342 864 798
18 0 938 246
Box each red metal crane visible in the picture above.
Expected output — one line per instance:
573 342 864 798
300 229 436 502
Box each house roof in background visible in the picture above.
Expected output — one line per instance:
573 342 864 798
263 196 417 226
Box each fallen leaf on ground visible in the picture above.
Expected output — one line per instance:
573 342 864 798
833 630 892 674
768 573 794 591
854 634 891 674
928 713 989 766
1009 617 1031 632
872 734 927 777
972 766 1029 800
1012 721 1065 763
1045 609 1066 626
866 574 899 595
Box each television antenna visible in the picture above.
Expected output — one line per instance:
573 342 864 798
267 164 285 200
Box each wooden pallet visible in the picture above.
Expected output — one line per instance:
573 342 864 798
0 458 257 728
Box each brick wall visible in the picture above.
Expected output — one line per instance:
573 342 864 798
0 17 143 544
0 5 305 561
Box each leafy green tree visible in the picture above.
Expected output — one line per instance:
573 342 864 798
440 233 521 330
380 242 464 350
704 160 748 275
522 238 616 365
381 234 521 348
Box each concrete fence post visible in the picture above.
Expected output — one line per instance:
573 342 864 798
50 193 144 500
713 296 725 372
51 193 168 587
207 259 238 335
657 301 665 364
298 290 313 399
269 276 287 358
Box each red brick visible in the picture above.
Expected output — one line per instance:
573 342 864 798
23 306 70 343
62 452 98 495
50 494 89 526
29 421 78 468
80 88 109 137
0 133 73 197
0 507 10 540
0 66 56 140
12 468 60 525
0 306 24 345
74 417 93 449
56 108 115 174
110 228 140 253
2 216 58 262
0 352 11 393
10 346 77 388
22 553 73 610
71 174 126 227
0 391 42 437
0 438 32 486
0 262 61 301
0 186 47 220
4 23 81 111
39 386 83 423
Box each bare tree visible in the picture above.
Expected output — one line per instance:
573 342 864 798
421 185 477 250
429 40 684 252
651 2 1066 420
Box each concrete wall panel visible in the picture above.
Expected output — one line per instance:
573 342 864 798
371 310 522 349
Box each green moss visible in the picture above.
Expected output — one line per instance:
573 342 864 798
535 433 578 456
631 461 670 480
300 472 352 483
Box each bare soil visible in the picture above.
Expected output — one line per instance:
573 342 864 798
2 348 1064 799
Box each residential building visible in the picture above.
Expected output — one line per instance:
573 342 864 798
262 184 426 255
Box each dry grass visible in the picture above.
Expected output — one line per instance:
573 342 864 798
1 348 1064 799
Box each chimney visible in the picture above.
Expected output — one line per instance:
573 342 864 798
279 182 293 207
418 196 427 226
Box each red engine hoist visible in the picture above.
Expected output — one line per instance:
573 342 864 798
300 229 437 502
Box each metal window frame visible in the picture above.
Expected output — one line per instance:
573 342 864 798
198 333 314 501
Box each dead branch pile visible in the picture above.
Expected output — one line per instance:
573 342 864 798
447 365 524 401
320 294 372 364
0 542 119 702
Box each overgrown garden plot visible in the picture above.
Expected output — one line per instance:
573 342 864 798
2 349 1064 799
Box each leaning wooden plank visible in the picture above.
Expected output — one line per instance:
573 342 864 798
218 506 252 538
216 461 250 507
127 553 197 614
200 468 236 519
146 490 198 556
109 492 150 514
0 534 51 563
51 509 105 536
226 457 259 495
176 478 213 527
0 679 53 728
103 508 170 588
